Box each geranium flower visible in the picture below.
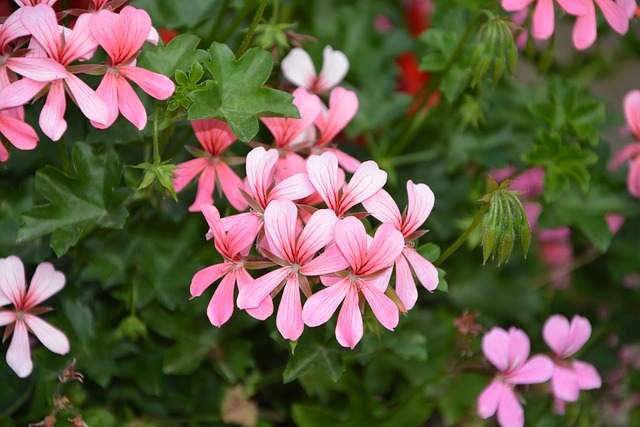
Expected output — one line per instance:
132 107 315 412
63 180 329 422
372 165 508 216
0 256 69 378
478 327 553 427
281 45 349 93
543 314 602 414
611 90 640 198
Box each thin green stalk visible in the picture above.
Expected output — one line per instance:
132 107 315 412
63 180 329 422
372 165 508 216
57 138 72 174
152 109 161 165
434 201 489 267
236 0 268 57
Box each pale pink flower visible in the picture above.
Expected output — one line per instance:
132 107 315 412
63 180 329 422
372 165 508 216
478 327 554 427
281 45 349 93
306 152 387 217
0 4 108 141
543 315 601 414
311 86 361 173
90 6 175 130
502 0 587 40
173 119 247 212
237 199 347 341
611 90 640 198
572 0 631 50
0 256 69 378
190 205 272 327
362 180 438 309
302 217 404 349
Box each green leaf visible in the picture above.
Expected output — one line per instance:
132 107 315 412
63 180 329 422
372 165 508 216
137 34 208 78
17 142 132 257
283 343 345 383
187 42 299 141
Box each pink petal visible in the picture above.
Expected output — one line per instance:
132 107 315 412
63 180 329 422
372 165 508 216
0 111 39 151
316 45 349 92
616 0 637 17
315 87 358 146
299 243 350 276
595 0 630 35
501 0 535 11
477 379 505 419
23 314 69 354
0 256 25 307
261 87 321 147
236 267 291 310
360 280 398 331
359 223 404 277
306 152 341 211
201 204 225 243
402 181 435 236
340 160 387 215
551 363 580 402
61 13 98 65
6 320 32 378
225 212 260 257
40 80 67 141
98 6 151 64
404 247 439 292
113 76 147 129
564 315 592 357
628 158 640 198
216 162 248 211
20 4 62 60
302 277 350 327
23 262 65 310
362 189 402 229
65 72 109 125
173 158 208 193
366 266 393 292
5 57 67 82
0 144 7 163
269 173 315 203
497 386 525 427
245 147 278 208
573 360 602 390
191 118 236 156
0 78 47 110
330 148 361 173
190 263 227 297
120 66 175 100
505 327 531 372
557 0 590 14
296 208 339 264
543 314 589 358
276 275 304 341
624 91 640 140
573 3 597 50
281 48 316 89
264 199 298 263
0 311 15 326
235 267 274 320
508 354 554 384
188 164 216 213
482 327 511 372
90 72 119 129
395 254 418 310
334 216 368 271
0 8 28 47
335 285 362 349
206 272 236 327
90 8 121 62
532 0 555 40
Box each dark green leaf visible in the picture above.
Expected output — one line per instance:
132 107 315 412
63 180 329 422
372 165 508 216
137 34 208 78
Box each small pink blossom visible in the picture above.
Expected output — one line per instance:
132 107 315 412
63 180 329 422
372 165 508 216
302 217 404 349
611 90 640 198
543 315 601 414
173 119 247 212
0 256 69 378
281 45 349 93
478 327 554 427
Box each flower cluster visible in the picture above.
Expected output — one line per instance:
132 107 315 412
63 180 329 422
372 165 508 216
478 315 601 427
0 1 175 161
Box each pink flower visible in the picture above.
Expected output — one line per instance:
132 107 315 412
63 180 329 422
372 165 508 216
190 205 272 327
572 0 631 50
281 45 349 93
0 256 69 378
362 180 439 309
173 119 247 212
237 199 347 341
0 107 39 162
543 315 602 414
502 0 587 40
611 90 640 198
90 6 175 130
306 152 387 217
302 217 405 349
478 327 554 427
0 4 108 141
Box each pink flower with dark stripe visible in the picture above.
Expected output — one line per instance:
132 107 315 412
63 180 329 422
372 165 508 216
0 256 69 378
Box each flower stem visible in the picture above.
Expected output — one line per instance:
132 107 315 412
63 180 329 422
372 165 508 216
434 201 489 267
153 109 161 166
57 138 72 174
236 0 268 57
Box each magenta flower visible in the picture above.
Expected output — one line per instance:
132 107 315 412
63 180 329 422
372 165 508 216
190 205 272 327
0 256 69 378
302 217 404 349
543 315 601 414
90 6 175 130
237 199 347 341
306 152 387 217
478 327 553 427
173 119 247 212
572 0 631 50
363 180 439 310
502 0 587 40
611 90 640 198
281 45 349 93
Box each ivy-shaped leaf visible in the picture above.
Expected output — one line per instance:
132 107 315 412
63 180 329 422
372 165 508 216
188 42 299 142
18 142 132 257
137 34 208 78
